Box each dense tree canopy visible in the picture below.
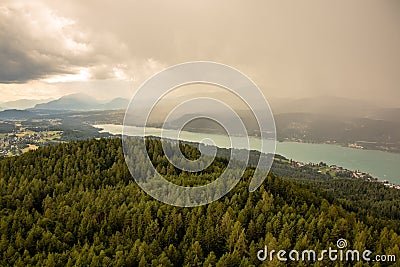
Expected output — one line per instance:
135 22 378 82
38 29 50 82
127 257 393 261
0 138 399 266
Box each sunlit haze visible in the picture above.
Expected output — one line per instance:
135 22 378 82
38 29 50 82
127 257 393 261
0 0 399 107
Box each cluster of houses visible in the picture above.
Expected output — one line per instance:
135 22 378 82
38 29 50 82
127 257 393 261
332 165 400 189
348 143 364 149
0 132 43 156
381 180 400 190
290 160 400 190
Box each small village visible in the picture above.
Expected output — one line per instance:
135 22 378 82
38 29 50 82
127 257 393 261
291 159 400 190
0 125 61 156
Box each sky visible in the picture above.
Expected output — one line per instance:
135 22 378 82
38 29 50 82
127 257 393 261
0 0 399 107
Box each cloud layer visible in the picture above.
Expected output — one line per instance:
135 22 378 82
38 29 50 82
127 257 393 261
0 0 399 106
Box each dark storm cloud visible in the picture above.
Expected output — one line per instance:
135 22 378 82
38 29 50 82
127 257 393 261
0 45 49 83
0 3 127 83
0 6 68 83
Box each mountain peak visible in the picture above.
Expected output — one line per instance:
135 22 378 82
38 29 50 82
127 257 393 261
33 94 129 111
61 93 94 100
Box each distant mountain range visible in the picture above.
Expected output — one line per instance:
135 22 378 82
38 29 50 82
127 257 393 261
269 96 400 123
33 93 129 111
2 94 399 121
0 98 53 110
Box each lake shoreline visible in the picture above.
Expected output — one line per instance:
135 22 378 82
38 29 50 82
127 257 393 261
94 124 400 185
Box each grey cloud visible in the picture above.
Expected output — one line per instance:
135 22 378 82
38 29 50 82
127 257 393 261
40 0 400 106
89 65 117 80
0 3 128 83
0 17 64 82
0 4 82 82
1 0 400 106
0 42 57 83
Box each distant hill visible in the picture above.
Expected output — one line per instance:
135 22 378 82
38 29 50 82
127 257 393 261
0 109 35 120
0 98 53 110
34 93 99 110
269 96 380 118
164 111 400 152
274 112 400 151
34 94 129 111
373 108 400 123
164 110 267 136
102 97 129 110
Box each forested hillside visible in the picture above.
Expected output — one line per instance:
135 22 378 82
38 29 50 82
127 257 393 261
0 138 399 266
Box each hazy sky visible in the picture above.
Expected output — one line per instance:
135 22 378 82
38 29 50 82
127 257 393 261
0 0 399 106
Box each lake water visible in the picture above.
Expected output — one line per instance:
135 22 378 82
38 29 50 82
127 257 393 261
94 124 400 184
